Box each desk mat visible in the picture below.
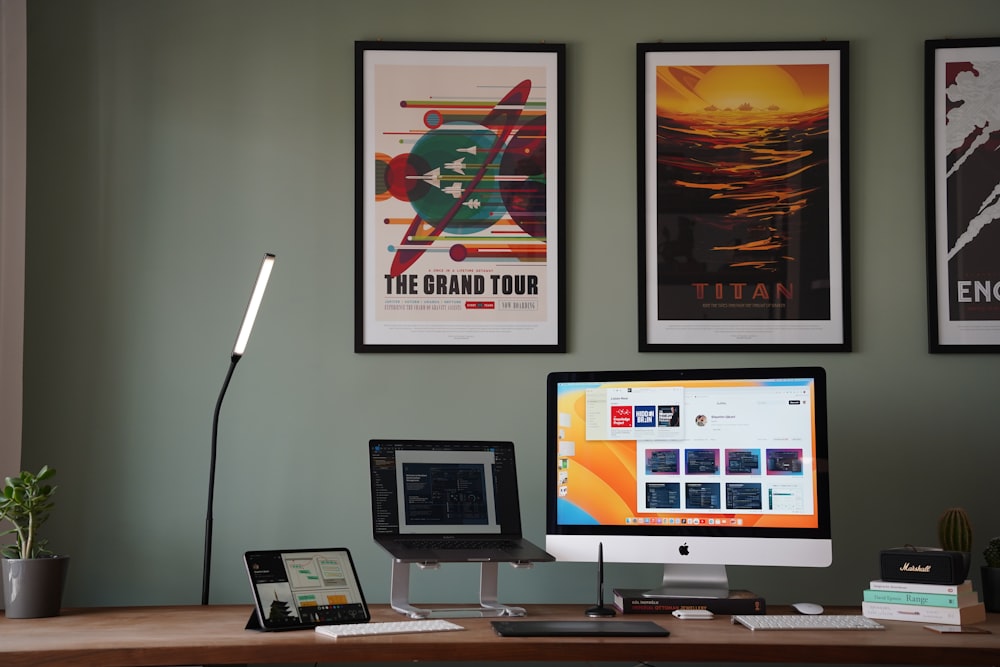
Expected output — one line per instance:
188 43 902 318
491 620 669 637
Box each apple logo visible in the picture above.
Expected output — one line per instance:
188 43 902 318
678 543 690 556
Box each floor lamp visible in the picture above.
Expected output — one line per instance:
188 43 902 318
201 253 275 606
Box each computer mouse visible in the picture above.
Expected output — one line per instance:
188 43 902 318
791 602 824 615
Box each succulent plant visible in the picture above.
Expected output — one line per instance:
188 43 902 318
0 466 57 559
984 536 1000 568
938 507 972 553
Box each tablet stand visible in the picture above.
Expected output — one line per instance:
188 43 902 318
390 559 530 618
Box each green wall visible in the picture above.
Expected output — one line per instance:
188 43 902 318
22 0 1000 611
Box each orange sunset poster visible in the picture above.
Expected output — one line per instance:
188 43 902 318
640 45 849 350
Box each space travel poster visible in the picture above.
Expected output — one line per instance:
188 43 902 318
355 43 564 352
638 43 850 351
927 38 1000 351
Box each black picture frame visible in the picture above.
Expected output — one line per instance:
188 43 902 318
925 37 1000 353
637 41 851 351
355 41 566 353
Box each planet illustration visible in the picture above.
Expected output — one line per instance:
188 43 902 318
381 79 535 277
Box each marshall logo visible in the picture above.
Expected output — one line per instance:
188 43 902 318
899 562 932 573
880 548 965 585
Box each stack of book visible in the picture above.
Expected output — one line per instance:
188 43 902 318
613 588 765 615
861 578 986 625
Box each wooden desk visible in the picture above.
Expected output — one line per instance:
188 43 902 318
1 604 998 667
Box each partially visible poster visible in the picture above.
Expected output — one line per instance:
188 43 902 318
638 42 851 351
356 42 565 352
927 38 1000 352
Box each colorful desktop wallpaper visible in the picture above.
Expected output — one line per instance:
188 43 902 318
652 63 834 321
555 380 819 530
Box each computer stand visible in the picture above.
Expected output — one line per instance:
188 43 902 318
389 559 530 619
642 563 730 598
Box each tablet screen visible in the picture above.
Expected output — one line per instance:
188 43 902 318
244 547 370 631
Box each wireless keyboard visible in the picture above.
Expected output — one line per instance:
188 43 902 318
732 614 885 631
315 618 464 638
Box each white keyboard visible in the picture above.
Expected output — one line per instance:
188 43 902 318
315 618 464 639
732 614 885 631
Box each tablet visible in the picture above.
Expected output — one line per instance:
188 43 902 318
244 547 371 631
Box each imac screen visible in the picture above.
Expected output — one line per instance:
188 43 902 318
545 366 831 597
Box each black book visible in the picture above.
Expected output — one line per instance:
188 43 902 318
612 588 766 615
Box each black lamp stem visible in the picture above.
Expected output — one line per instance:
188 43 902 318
200 252 274 606
202 354 240 606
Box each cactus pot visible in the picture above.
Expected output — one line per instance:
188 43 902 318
983 566 1000 613
958 551 971 582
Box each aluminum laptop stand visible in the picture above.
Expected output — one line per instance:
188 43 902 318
389 559 532 618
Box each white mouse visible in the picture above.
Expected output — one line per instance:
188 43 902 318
791 602 824 615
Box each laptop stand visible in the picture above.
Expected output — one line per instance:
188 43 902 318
389 559 531 618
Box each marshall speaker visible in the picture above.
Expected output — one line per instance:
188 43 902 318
879 547 969 585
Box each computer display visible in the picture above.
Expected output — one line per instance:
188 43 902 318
545 366 831 597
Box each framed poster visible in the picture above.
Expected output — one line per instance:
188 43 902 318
637 42 851 351
925 37 1000 352
355 42 565 352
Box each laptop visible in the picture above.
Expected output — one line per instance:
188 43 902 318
368 439 554 563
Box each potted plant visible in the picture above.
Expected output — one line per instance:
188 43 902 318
983 536 1000 613
938 507 972 581
0 465 69 618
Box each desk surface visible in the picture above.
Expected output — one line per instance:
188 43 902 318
1 604 998 667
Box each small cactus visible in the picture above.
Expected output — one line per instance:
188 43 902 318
984 536 1000 568
938 507 972 553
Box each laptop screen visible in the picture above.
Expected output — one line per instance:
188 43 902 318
369 440 525 539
